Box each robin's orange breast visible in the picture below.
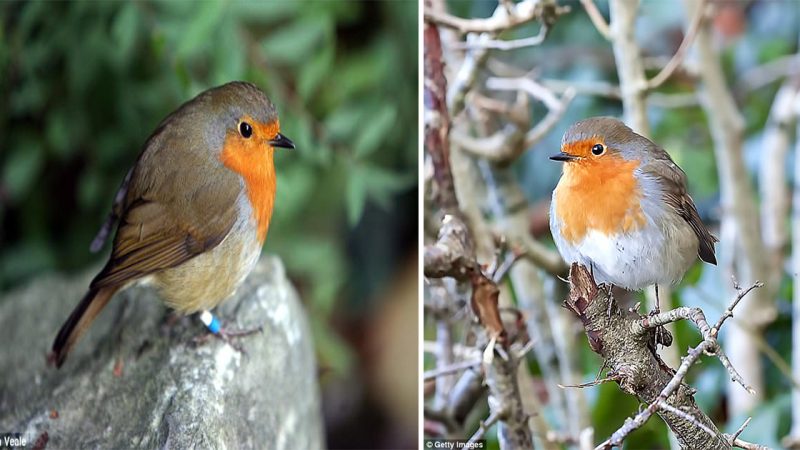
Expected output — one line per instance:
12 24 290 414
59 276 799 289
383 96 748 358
220 117 279 243
552 155 646 244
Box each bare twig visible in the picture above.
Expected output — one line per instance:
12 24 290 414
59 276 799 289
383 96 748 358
730 438 769 450
487 77 578 148
488 77 562 110
524 88 576 147
455 23 549 51
728 417 752 445
598 400 660 449
645 0 706 90
492 249 527 284
448 33 490 116
558 375 620 389
516 235 568 278
736 53 800 93
424 358 482 381
542 78 700 108
656 402 717 440
468 409 504 444
453 78 575 163
424 0 568 34
423 341 481 360
609 0 650 135
759 82 798 279
580 0 611 40
712 279 766 334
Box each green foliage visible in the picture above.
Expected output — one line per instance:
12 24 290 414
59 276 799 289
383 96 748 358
0 0 417 377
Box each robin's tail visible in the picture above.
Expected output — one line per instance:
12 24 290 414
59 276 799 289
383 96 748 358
49 286 118 368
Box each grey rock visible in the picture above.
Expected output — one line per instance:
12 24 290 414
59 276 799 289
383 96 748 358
0 256 324 450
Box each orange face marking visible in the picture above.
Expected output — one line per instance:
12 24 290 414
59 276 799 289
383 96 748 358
561 137 605 159
220 115 281 243
554 140 645 244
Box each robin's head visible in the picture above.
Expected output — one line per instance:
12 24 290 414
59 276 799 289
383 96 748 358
197 81 295 154
550 116 651 166
150 81 293 162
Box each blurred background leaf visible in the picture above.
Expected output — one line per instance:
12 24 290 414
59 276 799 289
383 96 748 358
0 1 417 448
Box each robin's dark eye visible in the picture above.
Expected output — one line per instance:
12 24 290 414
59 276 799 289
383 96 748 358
239 122 253 138
591 143 605 155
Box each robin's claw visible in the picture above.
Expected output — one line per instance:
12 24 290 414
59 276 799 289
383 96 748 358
215 331 247 355
196 310 263 354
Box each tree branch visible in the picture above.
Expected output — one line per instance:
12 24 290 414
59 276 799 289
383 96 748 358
579 0 611 40
687 0 774 414
424 0 567 34
645 0 706 90
423 10 533 447
609 0 650 135
563 264 764 449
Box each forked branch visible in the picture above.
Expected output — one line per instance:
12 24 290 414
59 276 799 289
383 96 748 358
562 264 763 450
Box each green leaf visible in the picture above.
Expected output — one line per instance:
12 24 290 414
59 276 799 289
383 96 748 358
260 14 332 66
46 108 72 158
310 314 354 376
0 241 56 283
353 103 397 158
3 140 44 200
324 104 363 141
274 235 346 312
345 169 367 226
78 171 102 210
176 0 225 59
344 164 414 225
273 165 315 221
282 115 328 165
212 19 246 84
363 165 415 208
328 38 392 101
298 44 334 101
111 3 139 66
229 1 300 23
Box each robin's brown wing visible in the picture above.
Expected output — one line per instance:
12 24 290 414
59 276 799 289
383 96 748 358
90 167 134 253
90 199 235 288
90 148 242 289
642 148 718 265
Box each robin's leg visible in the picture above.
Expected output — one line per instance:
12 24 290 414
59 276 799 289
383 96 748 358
650 285 672 347
196 310 263 353
654 284 660 313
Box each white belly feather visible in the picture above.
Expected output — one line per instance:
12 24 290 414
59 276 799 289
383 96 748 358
550 192 699 290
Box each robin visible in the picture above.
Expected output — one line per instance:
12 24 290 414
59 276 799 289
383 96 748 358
49 81 295 368
549 117 717 306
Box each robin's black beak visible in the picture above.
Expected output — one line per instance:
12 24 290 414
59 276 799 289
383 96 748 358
269 133 295 149
549 151 578 162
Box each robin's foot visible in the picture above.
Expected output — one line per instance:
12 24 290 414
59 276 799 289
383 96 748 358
194 310 263 354
647 308 673 348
